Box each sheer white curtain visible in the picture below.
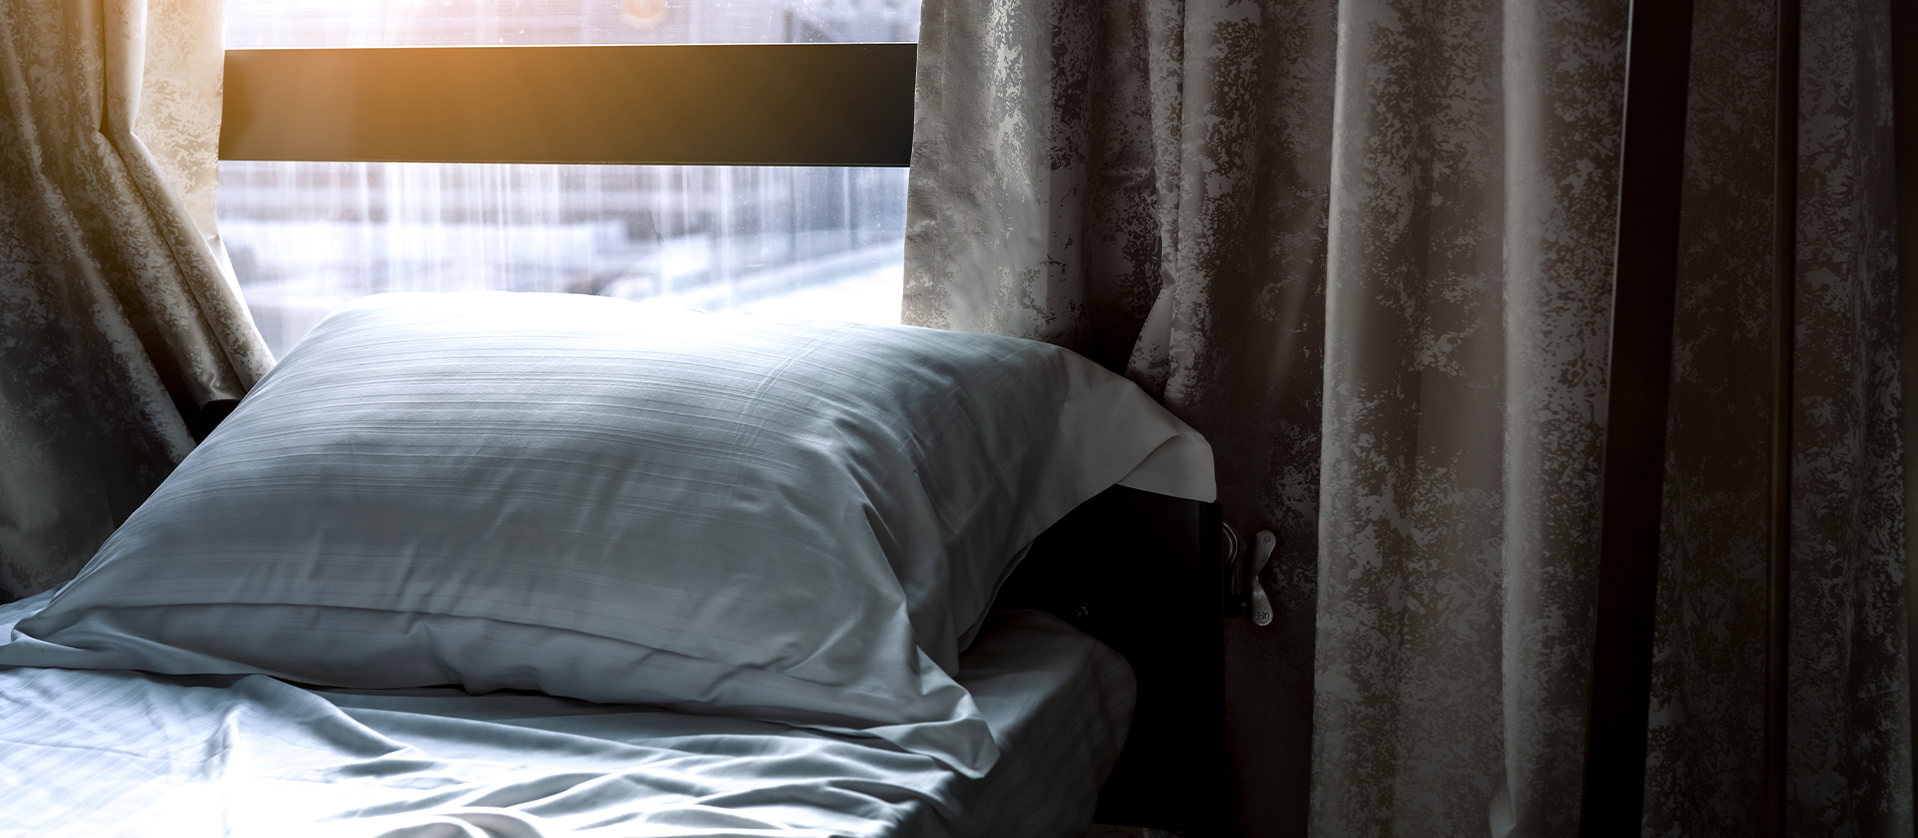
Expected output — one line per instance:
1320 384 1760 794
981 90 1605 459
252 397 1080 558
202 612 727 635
904 0 1911 834
0 0 271 600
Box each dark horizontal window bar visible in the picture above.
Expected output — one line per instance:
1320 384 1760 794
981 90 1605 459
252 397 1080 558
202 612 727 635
220 43 916 166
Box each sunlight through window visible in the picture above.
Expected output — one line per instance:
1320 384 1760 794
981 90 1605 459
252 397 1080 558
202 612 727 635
219 0 920 357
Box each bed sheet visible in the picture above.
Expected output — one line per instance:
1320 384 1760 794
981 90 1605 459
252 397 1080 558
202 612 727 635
0 605 1132 838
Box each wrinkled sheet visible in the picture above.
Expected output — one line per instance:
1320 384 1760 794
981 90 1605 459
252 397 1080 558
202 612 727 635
0 607 1131 838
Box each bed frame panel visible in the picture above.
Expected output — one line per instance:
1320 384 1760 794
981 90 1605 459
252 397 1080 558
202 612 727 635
993 485 1227 836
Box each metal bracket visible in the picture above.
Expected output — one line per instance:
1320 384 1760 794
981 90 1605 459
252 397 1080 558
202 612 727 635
1221 522 1276 625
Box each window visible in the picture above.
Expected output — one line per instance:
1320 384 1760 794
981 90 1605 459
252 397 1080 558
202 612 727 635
219 0 920 356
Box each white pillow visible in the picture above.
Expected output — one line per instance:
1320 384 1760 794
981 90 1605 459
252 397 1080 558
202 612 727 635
0 292 1212 776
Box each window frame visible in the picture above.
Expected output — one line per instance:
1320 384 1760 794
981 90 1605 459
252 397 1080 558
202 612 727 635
219 44 916 166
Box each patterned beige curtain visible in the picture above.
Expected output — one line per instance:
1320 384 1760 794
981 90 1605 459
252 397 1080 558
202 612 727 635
0 0 272 601
905 0 1910 834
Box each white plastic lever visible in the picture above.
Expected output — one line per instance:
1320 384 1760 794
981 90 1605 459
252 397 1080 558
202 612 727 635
1249 530 1276 626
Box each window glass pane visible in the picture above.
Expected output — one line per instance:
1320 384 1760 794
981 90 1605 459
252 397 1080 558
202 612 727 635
220 163 907 356
223 0 919 49
219 0 919 357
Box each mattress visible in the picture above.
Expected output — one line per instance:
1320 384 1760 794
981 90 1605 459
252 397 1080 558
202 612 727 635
0 604 1133 838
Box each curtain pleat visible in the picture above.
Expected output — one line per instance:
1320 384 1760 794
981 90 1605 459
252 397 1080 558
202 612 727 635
906 0 1913 834
1317 0 1629 832
0 0 272 600
1640 0 1779 832
1783 0 1910 828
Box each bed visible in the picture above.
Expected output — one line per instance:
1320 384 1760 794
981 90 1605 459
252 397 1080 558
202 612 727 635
0 292 1225 838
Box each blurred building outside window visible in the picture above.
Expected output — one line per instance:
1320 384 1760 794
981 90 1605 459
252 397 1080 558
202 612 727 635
220 0 919 357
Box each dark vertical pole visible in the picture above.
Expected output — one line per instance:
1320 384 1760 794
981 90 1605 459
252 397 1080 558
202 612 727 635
1888 0 1918 822
1765 0 1799 833
1578 0 1695 834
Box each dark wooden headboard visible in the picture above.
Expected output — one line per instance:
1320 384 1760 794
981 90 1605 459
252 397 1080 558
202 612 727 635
992 484 1227 836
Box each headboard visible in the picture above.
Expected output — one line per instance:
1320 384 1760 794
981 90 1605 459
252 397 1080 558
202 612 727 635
991 485 1227 836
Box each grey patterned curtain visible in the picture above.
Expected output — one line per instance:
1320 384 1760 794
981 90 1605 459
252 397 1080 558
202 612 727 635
904 0 1910 834
1654 1 1909 834
0 0 273 601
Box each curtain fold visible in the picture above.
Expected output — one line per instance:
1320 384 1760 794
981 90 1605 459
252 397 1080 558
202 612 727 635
1782 0 1910 828
0 0 272 601
906 0 1912 834
1317 0 1628 833
1647 0 1911 834
1639 0 1779 831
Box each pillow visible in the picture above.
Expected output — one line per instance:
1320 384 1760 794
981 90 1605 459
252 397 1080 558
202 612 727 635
0 292 1213 776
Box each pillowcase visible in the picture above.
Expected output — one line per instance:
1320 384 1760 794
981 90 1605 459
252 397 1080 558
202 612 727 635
0 291 1213 776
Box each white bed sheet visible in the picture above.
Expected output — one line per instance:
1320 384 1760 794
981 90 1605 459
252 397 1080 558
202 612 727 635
0 605 1132 838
